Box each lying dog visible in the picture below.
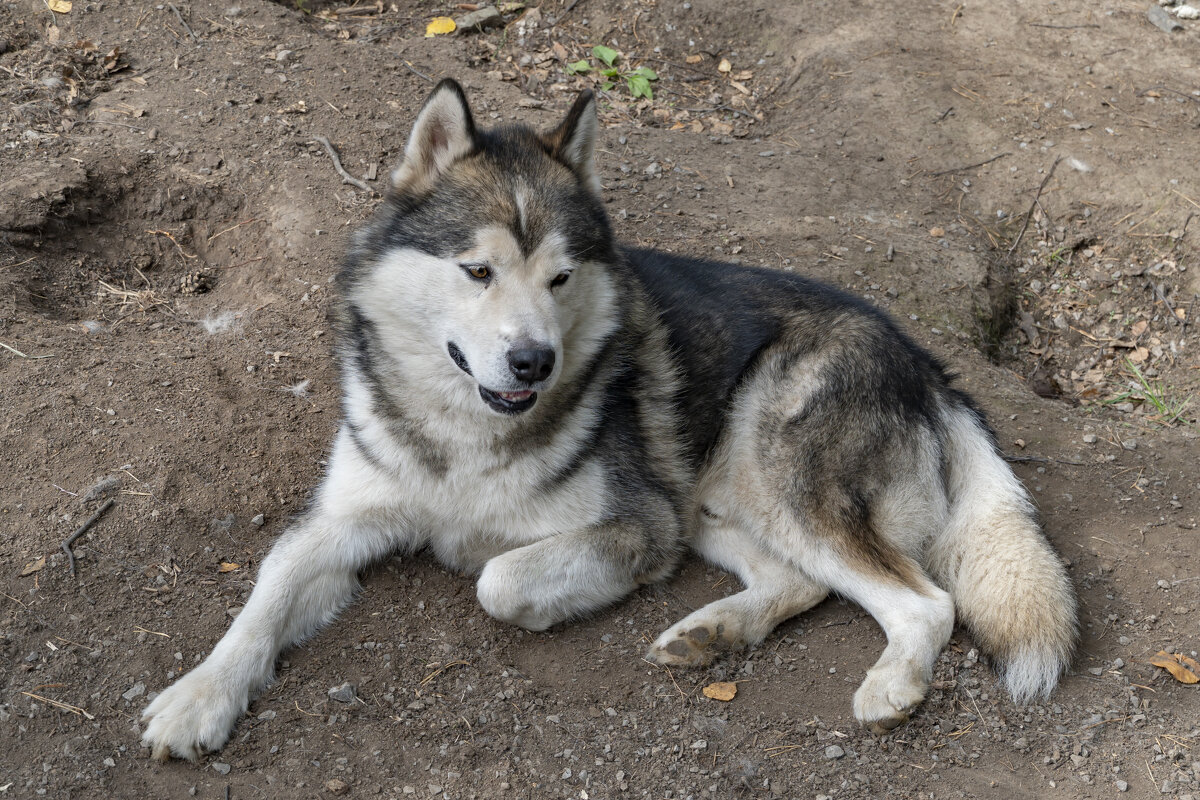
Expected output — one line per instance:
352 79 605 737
141 79 1076 761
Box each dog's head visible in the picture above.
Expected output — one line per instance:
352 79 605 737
345 79 619 419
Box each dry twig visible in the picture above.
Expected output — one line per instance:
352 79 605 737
62 498 115 578
313 135 374 193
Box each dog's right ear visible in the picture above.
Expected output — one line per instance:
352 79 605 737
391 79 477 193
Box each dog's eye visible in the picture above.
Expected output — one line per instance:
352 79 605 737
550 272 571 288
463 264 491 281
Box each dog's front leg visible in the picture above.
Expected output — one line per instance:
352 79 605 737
141 430 408 761
477 518 677 631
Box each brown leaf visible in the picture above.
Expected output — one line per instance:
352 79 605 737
1149 650 1199 684
1128 346 1149 364
929 226 946 237
1130 320 1149 338
717 58 731 73
702 681 737 701
20 556 46 576
686 54 702 64
218 562 240 573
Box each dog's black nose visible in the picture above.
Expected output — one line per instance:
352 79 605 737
507 346 555 383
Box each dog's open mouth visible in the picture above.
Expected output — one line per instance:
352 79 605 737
479 387 538 414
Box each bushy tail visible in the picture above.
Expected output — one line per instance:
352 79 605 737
928 403 1077 704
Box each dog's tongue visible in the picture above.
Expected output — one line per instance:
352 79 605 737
497 390 534 402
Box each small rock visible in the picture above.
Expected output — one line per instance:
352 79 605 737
212 762 231 775
251 513 265 527
1082 433 1097 444
1121 438 1137 449
758 151 775 158
275 49 293 62
455 6 503 32
825 745 845 759
122 682 146 702
1116 780 1128 792
644 162 661 176
326 778 349 794
257 709 277 720
1148 4 1184 30
328 682 357 704
1176 4 1200 17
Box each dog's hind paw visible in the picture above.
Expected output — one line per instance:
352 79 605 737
140 665 248 762
852 661 928 735
645 620 732 667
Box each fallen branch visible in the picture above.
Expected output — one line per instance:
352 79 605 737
313 135 374 193
62 499 115 578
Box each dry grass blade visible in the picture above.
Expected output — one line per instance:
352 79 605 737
419 660 470 686
20 691 96 720
97 280 175 317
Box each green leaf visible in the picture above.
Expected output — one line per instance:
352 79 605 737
565 59 590 75
592 45 619 67
600 67 620 78
627 74 653 99
631 66 658 81
600 81 615 91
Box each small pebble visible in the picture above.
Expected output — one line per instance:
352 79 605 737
825 745 845 759
251 513 265 527
328 682 357 703
1176 4 1199 17
1116 780 1128 792
211 762 231 775
1082 433 1097 444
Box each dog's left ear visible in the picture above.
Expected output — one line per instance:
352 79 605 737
542 90 600 195
392 78 477 193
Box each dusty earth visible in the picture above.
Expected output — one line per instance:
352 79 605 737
3 0 1200 796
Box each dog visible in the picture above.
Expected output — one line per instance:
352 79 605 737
140 79 1077 761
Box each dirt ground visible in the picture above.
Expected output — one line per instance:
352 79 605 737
3 0 1200 796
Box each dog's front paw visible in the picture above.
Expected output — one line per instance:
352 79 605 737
141 664 248 762
477 553 558 631
852 661 928 735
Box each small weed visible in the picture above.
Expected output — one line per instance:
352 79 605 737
566 46 658 99
1105 358 1194 426
1047 246 1070 266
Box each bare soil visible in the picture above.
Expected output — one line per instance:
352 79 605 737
3 0 1199 797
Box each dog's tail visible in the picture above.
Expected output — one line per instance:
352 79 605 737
928 401 1076 704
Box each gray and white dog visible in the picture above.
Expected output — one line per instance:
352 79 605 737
141 79 1076 761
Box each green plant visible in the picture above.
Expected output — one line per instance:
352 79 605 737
565 46 658 100
1106 358 1194 426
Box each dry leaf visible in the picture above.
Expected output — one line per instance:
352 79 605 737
21 556 46 576
47 24 61 44
1130 320 1149 337
702 681 737 701
1128 346 1149 364
218 562 241 573
1149 650 1199 684
717 58 732 73
47 0 72 12
551 41 568 61
686 54 703 64
729 80 751 96
929 226 945 237
425 16 456 36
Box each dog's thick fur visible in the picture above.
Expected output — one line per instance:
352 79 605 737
141 80 1076 761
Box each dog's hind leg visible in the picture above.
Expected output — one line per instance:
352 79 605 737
141 429 412 761
762 507 954 734
646 513 827 666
